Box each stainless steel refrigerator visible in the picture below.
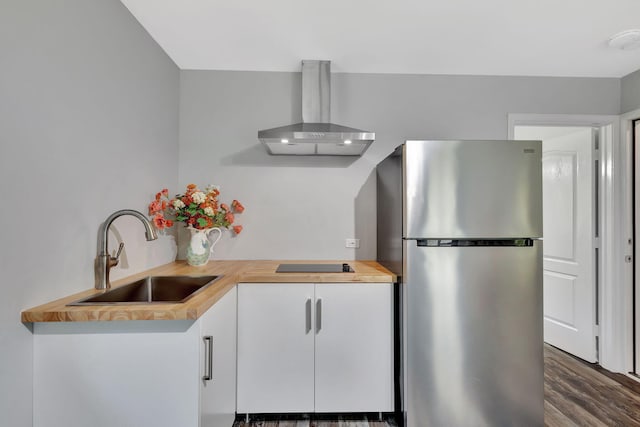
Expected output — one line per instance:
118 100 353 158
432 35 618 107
377 140 543 427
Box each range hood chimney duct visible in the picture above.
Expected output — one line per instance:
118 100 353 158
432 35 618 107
258 60 375 156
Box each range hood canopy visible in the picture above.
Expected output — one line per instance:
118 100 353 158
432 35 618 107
258 60 375 156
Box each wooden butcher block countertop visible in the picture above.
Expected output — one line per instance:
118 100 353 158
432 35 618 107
21 260 396 323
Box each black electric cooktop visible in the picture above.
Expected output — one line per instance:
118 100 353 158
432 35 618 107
275 263 354 273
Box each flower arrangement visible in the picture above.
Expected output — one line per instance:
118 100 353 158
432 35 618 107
149 184 244 234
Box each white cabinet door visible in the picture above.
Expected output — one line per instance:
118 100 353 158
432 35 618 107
200 286 237 427
237 283 315 413
33 321 200 427
314 283 394 412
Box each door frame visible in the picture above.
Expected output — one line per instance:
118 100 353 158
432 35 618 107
621 109 640 376
508 113 626 373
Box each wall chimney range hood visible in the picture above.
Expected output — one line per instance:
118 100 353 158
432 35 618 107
258 60 375 156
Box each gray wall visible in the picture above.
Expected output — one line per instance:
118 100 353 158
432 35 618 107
179 71 620 260
621 68 640 113
0 1 179 425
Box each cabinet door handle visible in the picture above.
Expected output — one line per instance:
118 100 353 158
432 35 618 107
202 336 213 382
316 298 322 334
305 298 312 334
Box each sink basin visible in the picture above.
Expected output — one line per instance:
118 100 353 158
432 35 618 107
68 275 222 305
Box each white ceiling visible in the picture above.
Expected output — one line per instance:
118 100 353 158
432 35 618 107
120 0 640 78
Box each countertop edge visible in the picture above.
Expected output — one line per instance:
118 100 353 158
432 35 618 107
21 260 396 323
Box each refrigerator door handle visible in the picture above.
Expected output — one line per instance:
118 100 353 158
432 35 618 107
415 238 534 247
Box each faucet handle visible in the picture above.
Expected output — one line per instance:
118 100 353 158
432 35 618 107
114 242 124 260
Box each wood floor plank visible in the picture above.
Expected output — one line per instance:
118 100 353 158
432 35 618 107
544 401 578 427
544 357 611 425
544 344 640 427
546 345 620 387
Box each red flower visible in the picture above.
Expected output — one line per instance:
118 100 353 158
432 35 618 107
232 225 243 234
220 203 229 211
232 199 245 213
165 219 174 228
162 188 169 197
225 212 234 224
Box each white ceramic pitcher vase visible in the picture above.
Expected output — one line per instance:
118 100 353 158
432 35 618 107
186 227 222 266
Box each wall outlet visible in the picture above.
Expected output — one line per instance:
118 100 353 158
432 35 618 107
345 238 360 248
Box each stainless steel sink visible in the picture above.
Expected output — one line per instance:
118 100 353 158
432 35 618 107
68 275 222 305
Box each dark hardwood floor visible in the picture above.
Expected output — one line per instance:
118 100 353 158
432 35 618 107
544 344 640 426
234 344 640 426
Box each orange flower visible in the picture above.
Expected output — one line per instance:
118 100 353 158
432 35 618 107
220 203 229 211
232 199 245 213
225 212 234 224
153 213 167 229
187 184 197 190
165 219 174 228
161 200 167 210
232 225 243 234
148 200 162 215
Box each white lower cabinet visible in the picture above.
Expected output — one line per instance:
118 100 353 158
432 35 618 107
237 282 394 414
200 285 237 426
33 287 237 427
237 283 315 413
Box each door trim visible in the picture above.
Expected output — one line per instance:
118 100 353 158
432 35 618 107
620 109 639 375
508 113 624 373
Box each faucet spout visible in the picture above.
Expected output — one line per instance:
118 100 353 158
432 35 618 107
95 209 158 290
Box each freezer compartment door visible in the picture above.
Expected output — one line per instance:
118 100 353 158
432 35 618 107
404 140 542 238
404 239 543 427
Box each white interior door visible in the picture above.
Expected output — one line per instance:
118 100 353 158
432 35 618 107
516 126 597 362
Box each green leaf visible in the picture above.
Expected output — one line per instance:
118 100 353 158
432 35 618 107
197 218 208 227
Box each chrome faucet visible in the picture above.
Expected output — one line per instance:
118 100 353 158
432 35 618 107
94 209 158 290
